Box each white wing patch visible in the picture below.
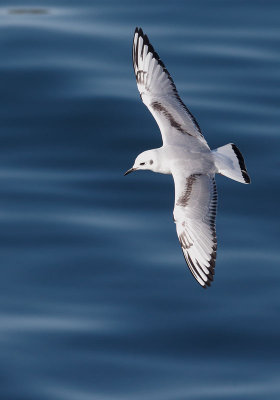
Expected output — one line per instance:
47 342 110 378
173 173 218 288
133 27 209 149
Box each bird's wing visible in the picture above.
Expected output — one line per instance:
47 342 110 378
133 27 209 149
173 172 217 288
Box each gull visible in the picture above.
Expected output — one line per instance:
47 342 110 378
125 27 251 288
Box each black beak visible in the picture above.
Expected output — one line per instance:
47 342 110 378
124 167 136 176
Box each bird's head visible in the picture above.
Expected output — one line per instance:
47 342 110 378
124 150 157 176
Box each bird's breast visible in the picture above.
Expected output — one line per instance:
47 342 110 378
164 146 215 176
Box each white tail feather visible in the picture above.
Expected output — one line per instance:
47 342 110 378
212 143 251 184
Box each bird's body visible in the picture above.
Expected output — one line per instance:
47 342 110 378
139 145 215 176
125 28 250 288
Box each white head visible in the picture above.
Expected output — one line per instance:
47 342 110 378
124 149 159 175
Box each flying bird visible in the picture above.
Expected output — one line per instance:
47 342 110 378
125 27 250 288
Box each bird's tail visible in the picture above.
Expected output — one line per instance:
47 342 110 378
212 143 251 184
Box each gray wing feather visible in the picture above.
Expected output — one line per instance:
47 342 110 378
173 173 218 288
133 28 209 149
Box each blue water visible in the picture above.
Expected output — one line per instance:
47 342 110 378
0 1 279 398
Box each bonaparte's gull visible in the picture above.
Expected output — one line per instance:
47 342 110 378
125 28 250 288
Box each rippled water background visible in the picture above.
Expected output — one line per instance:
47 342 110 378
1 1 280 399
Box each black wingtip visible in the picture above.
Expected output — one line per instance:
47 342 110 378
135 27 143 36
143 33 149 46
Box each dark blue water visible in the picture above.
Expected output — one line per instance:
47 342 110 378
0 1 279 398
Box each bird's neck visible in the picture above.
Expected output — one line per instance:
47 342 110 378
151 147 172 175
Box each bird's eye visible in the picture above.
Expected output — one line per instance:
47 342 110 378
140 162 145 166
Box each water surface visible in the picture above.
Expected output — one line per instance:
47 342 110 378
0 1 279 399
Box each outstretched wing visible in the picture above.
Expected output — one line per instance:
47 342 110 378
133 27 209 149
173 173 218 288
